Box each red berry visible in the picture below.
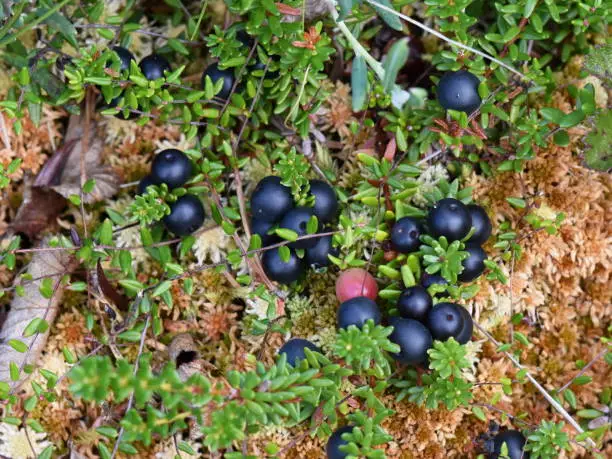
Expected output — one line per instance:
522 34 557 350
335 268 378 303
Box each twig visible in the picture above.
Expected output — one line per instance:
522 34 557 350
363 0 531 81
73 24 204 45
557 347 608 394
473 321 597 448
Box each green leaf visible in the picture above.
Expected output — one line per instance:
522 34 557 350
506 197 526 209
372 0 402 31
278 246 291 263
275 228 298 242
553 130 570 146
152 280 172 297
472 406 486 421
9 339 28 353
382 38 409 93
563 389 576 409
306 215 318 235
523 0 538 17
168 38 189 56
514 331 529 345
559 111 585 128
337 0 354 21
23 318 48 338
38 446 54 459
43 11 78 48
96 426 119 438
351 55 368 112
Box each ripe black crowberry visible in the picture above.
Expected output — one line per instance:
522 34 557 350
489 430 529 459
140 54 171 80
103 47 137 120
261 248 305 284
466 204 492 244
251 217 278 246
427 302 465 341
337 296 381 329
150 149 193 189
112 46 135 73
326 426 353 459
202 62 235 101
458 243 487 282
456 305 473 345
279 207 319 250
437 70 481 113
389 317 433 365
163 194 205 236
427 198 471 241
278 338 320 366
390 217 422 253
250 176 294 223
309 180 338 223
305 233 337 268
397 286 432 322
137 175 156 195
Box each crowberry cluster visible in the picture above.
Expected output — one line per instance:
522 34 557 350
249 176 339 284
104 48 171 120
138 149 204 236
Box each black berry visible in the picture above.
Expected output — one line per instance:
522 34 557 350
466 204 492 244
279 207 319 250
163 195 205 236
250 176 294 223
305 233 337 268
388 317 433 365
456 306 473 345
102 48 137 120
261 248 305 284
137 175 156 195
437 70 481 113
112 46 135 73
397 286 432 322
278 338 320 366
427 302 465 342
490 430 529 459
309 180 338 223
202 62 235 100
458 243 487 282
140 54 171 80
390 217 422 253
236 29 254 48
150 149 193 189
251 218 278 246
337 296 382 329
427 198 471 241
326 426 353 459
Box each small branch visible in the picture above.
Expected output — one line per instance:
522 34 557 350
557 347 608 394
363 0 531 82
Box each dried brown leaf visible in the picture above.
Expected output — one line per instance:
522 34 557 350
49 114 119 203
0 239 77 389
94 260 129 311
9 113 119 238
10 179 67 239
